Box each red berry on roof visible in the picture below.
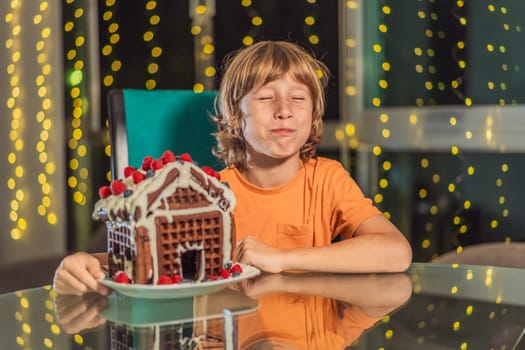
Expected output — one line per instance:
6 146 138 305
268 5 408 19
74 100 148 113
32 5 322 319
110 180 127 195
132 171 146 184
179 153 192 162
98 185 112 199
162 150 176 164
114 271 131 284
150 159 164 171
201 166 221 181
171 274 182 283
123 166 136 178
157 275 173 285
142 156 154 170
201 166 215 177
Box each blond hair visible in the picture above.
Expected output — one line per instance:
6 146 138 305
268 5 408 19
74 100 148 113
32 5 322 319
212 41 330 170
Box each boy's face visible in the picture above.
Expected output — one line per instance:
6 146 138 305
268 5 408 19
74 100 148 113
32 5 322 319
239 72 313 164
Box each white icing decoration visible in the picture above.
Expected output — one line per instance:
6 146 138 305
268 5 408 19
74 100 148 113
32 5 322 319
94 161 236 284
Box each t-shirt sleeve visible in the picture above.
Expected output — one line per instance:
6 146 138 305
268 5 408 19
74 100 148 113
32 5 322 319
317 159 381 240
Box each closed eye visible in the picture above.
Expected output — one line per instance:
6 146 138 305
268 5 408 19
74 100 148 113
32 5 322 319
291 96 306 101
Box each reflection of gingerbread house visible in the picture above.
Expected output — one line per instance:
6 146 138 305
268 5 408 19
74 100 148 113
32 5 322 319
109 318 225 349
94 158 236 284
103 289 259 349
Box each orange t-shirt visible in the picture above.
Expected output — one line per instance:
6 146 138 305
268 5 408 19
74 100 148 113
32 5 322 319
220 157 381 248
237 292 381 349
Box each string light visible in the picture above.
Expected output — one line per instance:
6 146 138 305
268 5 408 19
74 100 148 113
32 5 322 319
5 0 26 242
64 0 89 210
190 0 216 92
144 0 161 90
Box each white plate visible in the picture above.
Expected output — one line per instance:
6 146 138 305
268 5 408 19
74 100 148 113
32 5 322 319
98 264 260 299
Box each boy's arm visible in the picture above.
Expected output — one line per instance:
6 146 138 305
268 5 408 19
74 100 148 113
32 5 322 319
237 214 412 274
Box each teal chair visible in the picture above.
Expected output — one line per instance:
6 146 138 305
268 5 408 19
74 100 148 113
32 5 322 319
107 89 222 180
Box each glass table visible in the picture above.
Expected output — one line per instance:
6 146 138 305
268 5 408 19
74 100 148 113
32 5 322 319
0 263 524 349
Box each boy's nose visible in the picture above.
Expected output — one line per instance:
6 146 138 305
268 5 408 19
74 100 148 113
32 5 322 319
274 98 293 119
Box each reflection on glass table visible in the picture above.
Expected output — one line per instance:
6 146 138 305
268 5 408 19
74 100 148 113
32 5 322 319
0 263 524 349
349 263 525 350
0 271 410 349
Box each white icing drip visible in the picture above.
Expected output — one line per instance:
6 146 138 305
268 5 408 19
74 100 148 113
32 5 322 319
94 160 236 284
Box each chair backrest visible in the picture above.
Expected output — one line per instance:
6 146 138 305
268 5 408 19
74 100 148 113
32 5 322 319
107 89 222 180
432 242 525 268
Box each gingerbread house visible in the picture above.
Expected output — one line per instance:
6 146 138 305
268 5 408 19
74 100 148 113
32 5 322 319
93 153 236 284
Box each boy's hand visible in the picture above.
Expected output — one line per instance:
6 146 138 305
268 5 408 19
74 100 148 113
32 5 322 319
53 252 110 296
236 236 286 273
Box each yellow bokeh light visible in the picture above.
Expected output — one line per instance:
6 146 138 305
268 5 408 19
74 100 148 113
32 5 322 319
345 86 357 96
204 66 216 77
193 83 204 93
305 16 315 25
68 334 83 346
345 123 355 137
151 47 162 57
195 5 207 15
22 323 31 334
48 213 57 225
111 60 122 71
75 36 85 47
149 15 160 25
243 36 254 46
191 25 202 35
309 35 319 45
142 30 154 42
145 0 156 10
103 75 114 86
50 324 61 335
109 23 119 33
252 16 263 26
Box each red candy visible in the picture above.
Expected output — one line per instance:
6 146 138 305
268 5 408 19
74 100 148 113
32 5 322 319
162 150 176 164
229 264 243 274
132 171 146 184
179 153 192 162
201 166 221 181
114 271 131 284
142 156 154 170
150 159 164 171
171 274 182 283
220 268 230 279
123 166 136 178
110 180 127 195
98 185 112 199
157 275 173 285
